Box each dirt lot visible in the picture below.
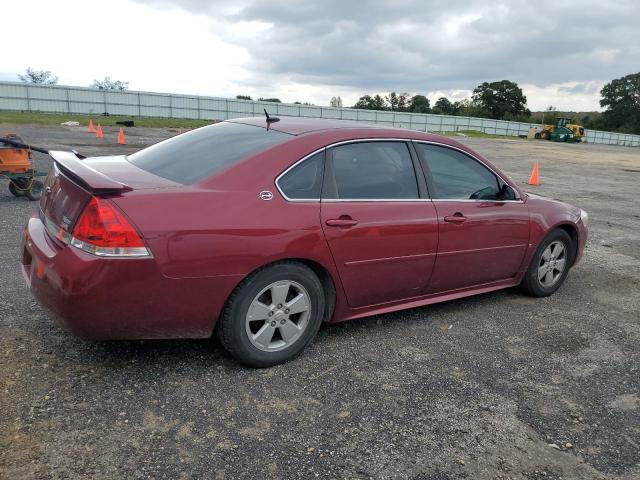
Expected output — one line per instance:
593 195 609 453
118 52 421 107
1 124 638 480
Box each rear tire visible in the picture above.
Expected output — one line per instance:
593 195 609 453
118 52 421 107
521 229 574 297
217 262 325 367
9 177 31 197
25 180 44 201
9 181 24 197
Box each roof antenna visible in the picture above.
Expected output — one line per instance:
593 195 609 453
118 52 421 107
264 108 280 130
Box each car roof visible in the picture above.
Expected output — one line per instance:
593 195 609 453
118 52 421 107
225 116 474 152
228 116 407 136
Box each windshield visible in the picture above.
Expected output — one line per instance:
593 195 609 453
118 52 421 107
127 122 291 184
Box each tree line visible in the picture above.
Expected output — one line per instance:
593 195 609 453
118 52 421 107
18 68 129 91
353 80 529 119
351 74 640 135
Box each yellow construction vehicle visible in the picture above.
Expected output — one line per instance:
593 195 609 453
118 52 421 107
529 117 585 142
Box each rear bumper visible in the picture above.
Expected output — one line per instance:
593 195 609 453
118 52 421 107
22 216 242 340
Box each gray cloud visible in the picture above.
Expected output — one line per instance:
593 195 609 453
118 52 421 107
136 0 640 95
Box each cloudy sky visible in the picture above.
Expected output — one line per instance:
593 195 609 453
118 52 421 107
2 0 639 111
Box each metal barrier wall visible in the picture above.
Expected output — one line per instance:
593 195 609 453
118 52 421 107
1 81 638 147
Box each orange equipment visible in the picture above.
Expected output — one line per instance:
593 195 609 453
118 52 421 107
96 124 104 138
88 119 96 133
117 128 126 145
0 134 46 200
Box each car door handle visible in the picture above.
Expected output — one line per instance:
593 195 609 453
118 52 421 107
443 213 467 223
326 217 358 227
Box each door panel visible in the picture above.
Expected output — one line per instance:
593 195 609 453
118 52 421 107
321 201 439 307
428 201 529 293
320 140 438 308
413 142 530 293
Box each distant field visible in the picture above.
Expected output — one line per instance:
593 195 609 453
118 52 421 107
0 111 213 128
436 129 520 140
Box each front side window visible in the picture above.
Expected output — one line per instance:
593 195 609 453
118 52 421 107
325 142 419 200
277 151 324 200
416 144 502 200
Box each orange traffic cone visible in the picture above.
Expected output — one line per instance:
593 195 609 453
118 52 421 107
96 124 104 138
117 128 126 145
88 119 96 133
527 161 540 185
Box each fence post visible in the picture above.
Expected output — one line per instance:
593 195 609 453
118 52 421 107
65 86 71 114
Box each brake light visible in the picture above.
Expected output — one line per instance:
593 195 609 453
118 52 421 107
70 197 151 257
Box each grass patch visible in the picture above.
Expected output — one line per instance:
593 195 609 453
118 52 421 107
435 129 521 140
0 111 214 128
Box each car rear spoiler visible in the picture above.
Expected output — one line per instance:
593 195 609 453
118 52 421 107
49 150 132 194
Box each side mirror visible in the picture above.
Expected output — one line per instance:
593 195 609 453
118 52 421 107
497 184 517 201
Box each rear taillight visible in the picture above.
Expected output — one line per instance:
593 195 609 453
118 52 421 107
69 197 151 257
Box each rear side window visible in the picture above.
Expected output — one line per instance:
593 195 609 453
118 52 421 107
277 151 324 200
415 144 500 200
325 142 419 199
128 122 291 184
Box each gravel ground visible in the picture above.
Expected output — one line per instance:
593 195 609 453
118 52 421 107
1 124 639 480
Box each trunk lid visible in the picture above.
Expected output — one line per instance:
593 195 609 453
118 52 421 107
40 152 180 238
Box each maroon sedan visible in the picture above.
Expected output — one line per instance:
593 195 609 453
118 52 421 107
22 117 588 367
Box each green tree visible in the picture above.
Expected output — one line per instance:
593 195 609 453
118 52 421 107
385 92 410 111
18 67 58 85
353 94 386 110
408 95 430 113
472 80 530 120
432 97 456 115
329 96 343 108
91 77 129 91
599 72 640 134
236 95 252 100
258 98 282 103
453 99 488 118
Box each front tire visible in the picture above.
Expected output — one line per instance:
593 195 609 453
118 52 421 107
521 229 574 297
217 262 325 367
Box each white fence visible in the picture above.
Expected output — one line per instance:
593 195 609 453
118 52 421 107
1 81 638 147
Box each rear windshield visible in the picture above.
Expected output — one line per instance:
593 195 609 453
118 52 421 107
127 122 291 184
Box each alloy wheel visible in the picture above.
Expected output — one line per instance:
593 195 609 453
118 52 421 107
538 240 567 288
245 280 311 352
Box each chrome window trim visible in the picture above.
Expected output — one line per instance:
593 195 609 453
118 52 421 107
275 137 523 204
275 138 420 203
412 139 524 203
431 198 524 204
322 198 432 203
275 146 326 203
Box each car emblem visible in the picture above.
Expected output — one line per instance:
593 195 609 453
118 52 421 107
259 191 274 201
61 215 72 230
